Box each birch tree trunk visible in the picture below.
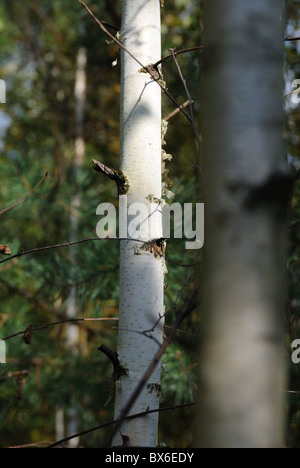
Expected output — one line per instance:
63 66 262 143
112 0 164 448
198 0 287 448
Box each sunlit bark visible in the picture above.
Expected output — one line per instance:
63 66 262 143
112 0 165 447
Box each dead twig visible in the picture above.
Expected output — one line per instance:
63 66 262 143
47 402 196 448
153 46 203 69
0 172 48 216
164 99 191 122
285 36 300 41
169 48 201 166
0 317 119 341
0 236 198 268
92 159 128 194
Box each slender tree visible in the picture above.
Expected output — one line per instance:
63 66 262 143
64 46 87 447
111 0 165 447
198 0 287 448
66 46 87 350
55 45 87 448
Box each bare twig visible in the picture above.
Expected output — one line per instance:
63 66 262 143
101 21 119 32
139 268 194 341
113 255 199 347
78 1 137 63
47 402 195 448
8 441 52 448
0 172 48 216
0 317 119 341
92 159 127 193
164 99 191 122
0 236 197 268
284 36 300 41
153 46 203 68
283 88 300 99
169 49 195 125
98 344 127 380
169 48 201 165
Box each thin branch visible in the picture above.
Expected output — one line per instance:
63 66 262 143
153 46 203 68
92 158 127 193
164 99 190 122
284 36 300 41
8 441 52 449
0 237 92 265
98 344 127 380
101 21 119 32
139 268 194 341
2 314 197 349
112 260 199 347
169 48 201 165
0 172 48 216
47 402 196 448
169 49 195 125
283 87 300 99
0 236 197 268
102 281 201 447
78 1 137 63
0 317 119 341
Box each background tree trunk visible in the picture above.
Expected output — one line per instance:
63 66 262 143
198 0 287 448
112 0 165 448
64 46 87 447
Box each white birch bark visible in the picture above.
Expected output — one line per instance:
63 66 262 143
198 0 287 448
112 0 164 448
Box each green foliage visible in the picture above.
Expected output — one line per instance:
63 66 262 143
161 342 198 406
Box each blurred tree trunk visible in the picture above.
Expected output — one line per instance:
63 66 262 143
66 46 87 349
112 0 165 447
64 46 87 447
198 0 287 448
